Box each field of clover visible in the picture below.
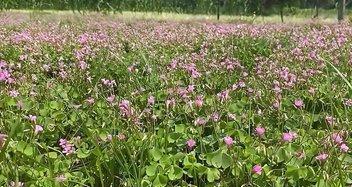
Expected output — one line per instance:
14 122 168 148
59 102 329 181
0 13 352 187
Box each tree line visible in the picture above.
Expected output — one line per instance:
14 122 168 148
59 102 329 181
0 0 349 20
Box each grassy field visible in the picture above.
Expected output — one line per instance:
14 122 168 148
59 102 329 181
2 9 352 23
0 11 352 186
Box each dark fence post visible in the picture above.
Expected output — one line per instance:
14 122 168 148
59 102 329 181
217 0 220 20
314 0 319 18
280 6 284 22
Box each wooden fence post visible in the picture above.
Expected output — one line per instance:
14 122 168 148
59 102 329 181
217 0 220 20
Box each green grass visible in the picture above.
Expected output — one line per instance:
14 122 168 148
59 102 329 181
2 9 352 23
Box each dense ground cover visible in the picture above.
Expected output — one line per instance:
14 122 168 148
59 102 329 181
0 12 352 186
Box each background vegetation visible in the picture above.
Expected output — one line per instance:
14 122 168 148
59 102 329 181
0 0 350 16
